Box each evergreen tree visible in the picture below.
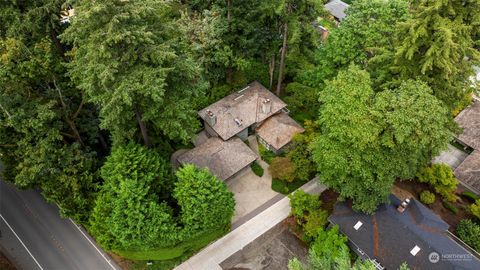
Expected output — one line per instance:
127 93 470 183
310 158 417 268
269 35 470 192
394 0 480 111
0 1 101 223
62 0 207 147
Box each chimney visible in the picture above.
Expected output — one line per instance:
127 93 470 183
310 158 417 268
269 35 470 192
206 110 216 126
234 118 243 127
397 198 411 213
261 99 272 114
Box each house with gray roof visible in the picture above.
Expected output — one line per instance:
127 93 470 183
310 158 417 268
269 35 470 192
175 81 304 181
454 99 480 195
324 0 349 22
329 195 480 270
177 137 257 181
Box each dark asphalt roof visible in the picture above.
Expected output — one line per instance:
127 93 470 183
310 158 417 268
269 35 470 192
329 195 480 270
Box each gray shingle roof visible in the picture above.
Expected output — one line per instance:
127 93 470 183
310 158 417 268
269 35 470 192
455 149 480 195
455 100 480 150
177 137 257 181
198 82 287 140
256 112 304 151
324 0 349 21
329 195 480 270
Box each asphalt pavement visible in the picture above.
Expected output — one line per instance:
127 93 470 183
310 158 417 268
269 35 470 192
0 178 122 270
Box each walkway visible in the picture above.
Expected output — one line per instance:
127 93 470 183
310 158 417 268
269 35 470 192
175 178 326 270
433 144 469 170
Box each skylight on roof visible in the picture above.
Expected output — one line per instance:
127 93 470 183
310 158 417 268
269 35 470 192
354 221 363 231
410 245 421 256
238 86 250 93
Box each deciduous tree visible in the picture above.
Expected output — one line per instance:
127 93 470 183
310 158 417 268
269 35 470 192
311 65 454 213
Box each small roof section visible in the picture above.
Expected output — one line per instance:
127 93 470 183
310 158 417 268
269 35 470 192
324 0 349 21
256 113 305 151
329 195 480 270
198 82 287 141
455 100 480 149
177 137 257 181
455 149 480 195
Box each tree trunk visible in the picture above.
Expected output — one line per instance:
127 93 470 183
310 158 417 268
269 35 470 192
269 54 276 90
98 133 109 151
50 29 66 60
276 23 288 96
227 0 232 21
134 104 151 148
66 119 84 147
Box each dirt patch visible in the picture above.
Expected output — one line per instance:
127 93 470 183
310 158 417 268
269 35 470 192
109 252 133 270
220 220 309 270
319 188 339 215
394 181 476 231
0 251 16 270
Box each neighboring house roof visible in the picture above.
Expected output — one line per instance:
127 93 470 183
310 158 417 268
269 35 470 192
177 137 257 181
329 195 480 270
324 0 349 21
256 112 305 151
455 100 480 149
455 149 480 195
198 81 287 141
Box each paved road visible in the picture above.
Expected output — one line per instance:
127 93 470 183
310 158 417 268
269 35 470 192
0 179 122 270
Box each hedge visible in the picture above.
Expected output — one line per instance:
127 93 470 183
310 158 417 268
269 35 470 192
114 226 228 261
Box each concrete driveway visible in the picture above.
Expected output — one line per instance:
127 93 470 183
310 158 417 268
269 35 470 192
226 160 281 226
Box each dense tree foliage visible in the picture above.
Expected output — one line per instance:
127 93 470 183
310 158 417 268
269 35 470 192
174 164 235 234
0 1 101 223
312 65 454 213
416 164 459 202
288 226 375 270
90 143 178 250
2 0 479 263
456 219 480 252
90 145 234 252
312 0 409 86
393 0 480 111
62 0 207 147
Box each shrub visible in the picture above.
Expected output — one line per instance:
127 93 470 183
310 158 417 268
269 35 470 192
289 190 321 219
287 123 318 181
272 178 289 194
471 199 480 220
258 143 276 164
289 190 328 242
420 190 436 205
442 200 459 214
250 161 264 177
416 164 458 202
303 210 329 242
462 191 479 202
456 219 480 252
269 157 296 182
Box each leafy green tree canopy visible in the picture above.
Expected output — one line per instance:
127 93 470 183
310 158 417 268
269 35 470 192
312 65 454 213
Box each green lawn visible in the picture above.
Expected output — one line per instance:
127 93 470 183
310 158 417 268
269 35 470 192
114 226 228 262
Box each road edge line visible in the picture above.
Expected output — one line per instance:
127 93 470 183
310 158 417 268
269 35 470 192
68 218 118 270
0 214 44 270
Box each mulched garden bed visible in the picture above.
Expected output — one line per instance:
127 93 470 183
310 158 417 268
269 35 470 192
394 180 476 231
